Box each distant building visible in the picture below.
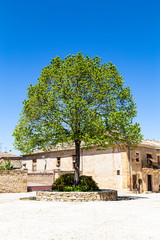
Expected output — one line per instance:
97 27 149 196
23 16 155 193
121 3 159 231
0 152 22 169
22 140 160 193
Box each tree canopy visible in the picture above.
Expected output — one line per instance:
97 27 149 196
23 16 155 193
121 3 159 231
13 53 142 185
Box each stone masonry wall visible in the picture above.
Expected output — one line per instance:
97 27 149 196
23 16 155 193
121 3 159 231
128 146 160 193
0 170 27 193
28 172 54 185
36 190 117 202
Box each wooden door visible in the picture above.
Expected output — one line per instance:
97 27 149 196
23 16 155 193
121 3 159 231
148 175 152 191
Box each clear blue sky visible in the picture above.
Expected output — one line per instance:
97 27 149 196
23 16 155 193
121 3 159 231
0 0 159 154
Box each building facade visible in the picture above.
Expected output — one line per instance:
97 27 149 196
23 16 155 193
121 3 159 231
22 140 160 193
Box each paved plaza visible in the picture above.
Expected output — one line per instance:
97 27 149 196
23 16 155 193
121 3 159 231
0 192 160 240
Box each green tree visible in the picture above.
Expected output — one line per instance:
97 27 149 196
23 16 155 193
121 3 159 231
13 53 142 185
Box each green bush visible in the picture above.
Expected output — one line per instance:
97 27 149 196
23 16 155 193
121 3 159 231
52 173 74 191
79 175 99 191
0 158 14 170
52 173 99 192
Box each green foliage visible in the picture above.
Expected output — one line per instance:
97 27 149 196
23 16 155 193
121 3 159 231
143 163 160 170
0 158 14 170
52 173 99 192
52 173 74 191
13 53 143 185
13 53 142 154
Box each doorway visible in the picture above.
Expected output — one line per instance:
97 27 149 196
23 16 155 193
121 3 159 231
148 175 152 191
132 175 137 190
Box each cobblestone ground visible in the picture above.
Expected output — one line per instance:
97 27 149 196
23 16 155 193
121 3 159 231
0 192 160 240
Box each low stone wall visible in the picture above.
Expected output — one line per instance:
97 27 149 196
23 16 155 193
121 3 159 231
28 172 54 185
0 170 27 193
36 190 117 202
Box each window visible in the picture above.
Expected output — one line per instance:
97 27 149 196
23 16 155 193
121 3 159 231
72 155 76 169
56 157 61 167
157 156 160 165
117 170 120 175
32 159 37 171
147 154 152 164
135 153 140 162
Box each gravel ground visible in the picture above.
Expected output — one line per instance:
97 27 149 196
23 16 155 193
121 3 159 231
0 192 160 240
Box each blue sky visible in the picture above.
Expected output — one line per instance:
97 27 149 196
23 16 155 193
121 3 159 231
0 0 159 154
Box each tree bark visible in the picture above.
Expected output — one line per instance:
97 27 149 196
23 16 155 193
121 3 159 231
74 140 81 186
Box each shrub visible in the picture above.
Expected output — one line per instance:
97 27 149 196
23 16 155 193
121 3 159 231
52 173 74 191
79 175 99 191
52 173 99 192
0 158 14 170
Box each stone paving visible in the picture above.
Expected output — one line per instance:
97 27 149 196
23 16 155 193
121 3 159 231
0 192 160 239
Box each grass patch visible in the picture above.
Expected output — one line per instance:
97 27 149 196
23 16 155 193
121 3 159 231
20 197 39 201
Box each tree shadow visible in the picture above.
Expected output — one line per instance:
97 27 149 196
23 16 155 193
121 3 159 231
117 195 148 201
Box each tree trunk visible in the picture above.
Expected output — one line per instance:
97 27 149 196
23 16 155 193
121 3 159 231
74 140 81 186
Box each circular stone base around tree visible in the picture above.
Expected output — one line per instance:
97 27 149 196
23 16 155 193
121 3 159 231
36 190 117 202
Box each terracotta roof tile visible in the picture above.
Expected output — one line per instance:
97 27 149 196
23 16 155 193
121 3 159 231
23 139 160 156
0 152 20 158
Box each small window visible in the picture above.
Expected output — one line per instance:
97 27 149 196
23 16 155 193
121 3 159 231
157 156 160 165
32 159 37 171
56 157 61 167
135 153 140 162
72 155 76 169
117 170 120 175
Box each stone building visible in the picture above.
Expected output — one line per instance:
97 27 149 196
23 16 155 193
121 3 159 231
0 152 27 193
0 152 22 169
22 140 160 193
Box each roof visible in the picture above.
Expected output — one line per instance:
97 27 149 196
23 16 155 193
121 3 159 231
0 152 20 158
140 139 160 149
33 142 75 154
22 139 160 157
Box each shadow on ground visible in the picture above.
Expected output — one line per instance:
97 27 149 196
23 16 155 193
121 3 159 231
117 195 148 201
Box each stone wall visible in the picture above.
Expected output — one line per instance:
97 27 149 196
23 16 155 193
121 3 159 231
82 147 123 191
128 146 160 193
22 149 77 173
36 190 117 202
0 170 27 193
141 169 160 192
28 172 54 185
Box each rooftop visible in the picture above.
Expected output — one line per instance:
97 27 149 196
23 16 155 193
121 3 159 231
0 152 20 158
140 139 160 148
33 142 75 154
23 139 160 156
